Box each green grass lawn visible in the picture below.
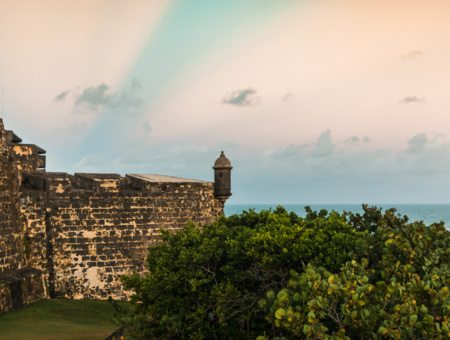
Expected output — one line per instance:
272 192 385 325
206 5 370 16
0 299 129 340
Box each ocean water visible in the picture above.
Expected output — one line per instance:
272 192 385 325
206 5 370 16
224 204 450 228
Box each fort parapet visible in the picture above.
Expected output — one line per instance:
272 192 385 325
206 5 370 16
0 119 231 310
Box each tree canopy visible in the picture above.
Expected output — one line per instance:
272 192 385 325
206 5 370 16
118 206 450 339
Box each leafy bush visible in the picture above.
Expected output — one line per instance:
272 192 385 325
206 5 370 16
120 207 360 339
261 206 450 339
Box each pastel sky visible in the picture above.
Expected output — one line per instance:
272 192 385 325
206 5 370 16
2 0 450 204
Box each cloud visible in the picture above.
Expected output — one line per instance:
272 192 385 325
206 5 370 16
222 88 260 107
402 50 423 60
430 134 445 145
260 130 335 166
257 131 390 183
54 90 70 102
399 96 426 104
311 130 335 157
406 133 427 154
75 83 111 110
397 132 450 176
131 78 142 90
55 78 143 112
283 92 295 101
261 131 450 178
343 136 371 145
64 130 450 204
344 136 360 144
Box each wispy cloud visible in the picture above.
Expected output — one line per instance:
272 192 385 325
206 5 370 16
406 133 427 154
344 136 360 144
54 90 70 102
343 136 371 145
75 84 111 110
400 96 426 104
222 88 260 107
401 50 424 60
54 78 143 113
283 92 295 101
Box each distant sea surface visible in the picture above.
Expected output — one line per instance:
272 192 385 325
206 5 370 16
224 204 450 228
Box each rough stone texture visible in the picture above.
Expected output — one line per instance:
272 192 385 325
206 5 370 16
20 172 221 300
0 119 24 273
0 119 225 305
0 267 47 312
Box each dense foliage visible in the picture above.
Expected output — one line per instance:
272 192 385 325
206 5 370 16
261 207 450 339
120 207 360 339
119 206 450 339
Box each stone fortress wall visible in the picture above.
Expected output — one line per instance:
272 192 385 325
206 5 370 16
0 119 231 310
0 119 22 273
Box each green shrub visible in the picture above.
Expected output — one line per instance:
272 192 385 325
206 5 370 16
120 206 360 339
261 206 450 339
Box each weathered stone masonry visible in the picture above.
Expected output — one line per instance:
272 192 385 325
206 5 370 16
0 119 47 311
0 120 22 273
0 119 232 310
